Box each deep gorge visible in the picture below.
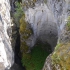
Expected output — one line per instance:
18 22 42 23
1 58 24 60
11 1 58 70
0 0 70 70
10 28 54 70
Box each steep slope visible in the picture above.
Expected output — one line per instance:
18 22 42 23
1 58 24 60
0 0 14 69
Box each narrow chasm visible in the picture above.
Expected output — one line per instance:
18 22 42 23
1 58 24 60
10 0 26 69
10 1 57 70
11 35 52 70
10 31 26 70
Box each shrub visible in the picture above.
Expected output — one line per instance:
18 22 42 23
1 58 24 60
14 1 24 27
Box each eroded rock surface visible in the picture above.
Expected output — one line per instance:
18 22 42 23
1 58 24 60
42 0 70 70
0 0 14 69
25 4 58 51
0 0 70 70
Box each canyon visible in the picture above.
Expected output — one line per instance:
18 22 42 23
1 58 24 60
0 0 70 70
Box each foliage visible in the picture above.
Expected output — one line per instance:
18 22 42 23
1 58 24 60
21 43 50 70
14 1 24 27
14 2 23 18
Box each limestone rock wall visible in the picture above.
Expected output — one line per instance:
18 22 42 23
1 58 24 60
19 14 33 54
12 0 70 70
42 0 70 70
25 4 58 51
21 0 70 70
0 0 14 69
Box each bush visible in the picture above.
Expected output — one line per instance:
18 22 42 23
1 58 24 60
14 1 24 27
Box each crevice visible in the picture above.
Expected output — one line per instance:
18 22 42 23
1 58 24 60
10 30 26 70
10 0 26 70
14 30 26 70
10 1 58 70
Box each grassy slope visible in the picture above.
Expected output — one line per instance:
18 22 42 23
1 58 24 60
22 44 49 70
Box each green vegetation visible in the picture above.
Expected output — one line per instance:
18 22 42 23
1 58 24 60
66 16 70 30
21 43 50 70
52 43 70 70
14 1 24 27
14 2 23 18
19 15 32 38
19 15 33 54
55 43 63 51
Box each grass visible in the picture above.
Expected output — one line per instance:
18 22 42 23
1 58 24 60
21 43 50 70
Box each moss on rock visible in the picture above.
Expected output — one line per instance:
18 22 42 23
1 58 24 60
51 16 70 70
21 44 49 70
20 41 29 53
52 42 70 70
19 14 33 64
19 15 32 39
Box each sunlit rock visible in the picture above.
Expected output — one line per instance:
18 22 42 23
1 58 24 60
42 0 70 70
0 0 14 69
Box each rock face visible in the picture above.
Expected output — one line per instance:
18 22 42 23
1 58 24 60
42 0 70 70
19 14 33 56
0 0 14 69
25 3 58 51
0 0 70 70
21 0 70 70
